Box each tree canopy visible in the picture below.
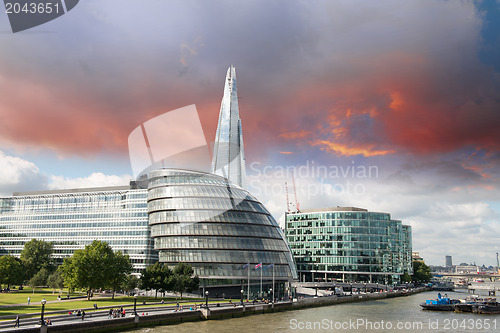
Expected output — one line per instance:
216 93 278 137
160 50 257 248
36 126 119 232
0 255 24 288
413 261 432 282
140 262 172 299
140 262 199 299
20 239 55 281
59 240 132 299
171 262 199 298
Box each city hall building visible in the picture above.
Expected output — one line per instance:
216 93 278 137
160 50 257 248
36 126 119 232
285 207 412 284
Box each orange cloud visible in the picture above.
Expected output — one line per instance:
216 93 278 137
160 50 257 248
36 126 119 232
279 130 313 140
311 140 395 157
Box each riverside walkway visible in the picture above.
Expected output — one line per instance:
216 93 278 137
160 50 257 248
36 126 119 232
0 287 428 333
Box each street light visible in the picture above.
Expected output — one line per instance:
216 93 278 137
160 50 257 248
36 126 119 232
315 283 318 297
240 289 244 305
40 298 46 326
134 294 138 315
350 283 353 296
205 291 209 309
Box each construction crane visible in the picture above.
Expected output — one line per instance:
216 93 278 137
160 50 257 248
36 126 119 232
292 171 300 212
497 252 499 274
285 182 290 213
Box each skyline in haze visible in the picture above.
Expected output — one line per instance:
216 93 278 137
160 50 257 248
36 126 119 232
1 0 500 266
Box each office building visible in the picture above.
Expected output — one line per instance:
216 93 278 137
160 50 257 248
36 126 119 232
0 183 156 273
285 207 412 284
445 255 452 267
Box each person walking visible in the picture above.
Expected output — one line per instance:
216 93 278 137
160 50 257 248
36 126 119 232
27 297 30 305
14 315 20 328
81 310 85 321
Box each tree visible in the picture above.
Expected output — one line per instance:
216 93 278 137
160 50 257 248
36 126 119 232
47 270 64 294
0 255 24 288
170 262 199 299
121 274 139 295
20 239 55 281
29 268 50 292
59 240 117 300
401 272 412 283
107 251 133 299
413 261 432 283
140 262 172 299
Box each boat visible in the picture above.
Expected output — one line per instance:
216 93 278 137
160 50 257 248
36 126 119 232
454 296 483 313
420 294 460 311
472 298 500 314
431 281 454 291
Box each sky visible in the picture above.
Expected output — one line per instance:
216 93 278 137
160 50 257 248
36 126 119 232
1 0 500 266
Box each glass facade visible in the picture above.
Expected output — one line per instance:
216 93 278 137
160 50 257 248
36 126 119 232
148 169 298 286
0 185 157 274
285 207 412 283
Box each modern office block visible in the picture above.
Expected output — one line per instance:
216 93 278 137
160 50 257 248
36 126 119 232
0 183 157 273
285 207 412 284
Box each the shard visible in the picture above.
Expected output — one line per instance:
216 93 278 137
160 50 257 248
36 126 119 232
211 66 247 188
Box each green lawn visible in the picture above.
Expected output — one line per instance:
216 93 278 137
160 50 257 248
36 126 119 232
0 288 206 317
0 288 86 306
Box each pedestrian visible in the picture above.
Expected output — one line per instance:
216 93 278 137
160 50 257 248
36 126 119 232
108 308 113 319
27 297 30 305
14 315 20 328
81 310 85 320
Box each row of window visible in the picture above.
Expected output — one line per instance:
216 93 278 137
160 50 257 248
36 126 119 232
148 197 267 214
154 236 290 252
296 264 391 273
148 210 275 226
151 223 280 239
287 212 392 221
158 249 290 265
287 220 398 229
0 212 147 222
287 227 389 236
184 263 292 278
148 185 250 201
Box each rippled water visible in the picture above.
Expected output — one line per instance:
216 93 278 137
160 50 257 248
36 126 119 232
131 291 500 332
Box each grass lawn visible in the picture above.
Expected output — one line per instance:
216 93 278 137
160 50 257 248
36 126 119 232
0 288 206 317
0 288 86 306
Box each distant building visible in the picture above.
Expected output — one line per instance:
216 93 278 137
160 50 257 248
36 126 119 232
412 252 424 263
455 265 479 274
445 255 452 267
285 207 412 284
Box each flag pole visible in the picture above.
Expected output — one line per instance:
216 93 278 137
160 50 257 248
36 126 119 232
260 264 263 299
272 264 275 308
247 264 250 301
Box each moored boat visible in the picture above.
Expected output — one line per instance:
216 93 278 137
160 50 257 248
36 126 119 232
421 294 460 311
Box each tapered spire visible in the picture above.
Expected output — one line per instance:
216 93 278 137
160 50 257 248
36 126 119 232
211 66 246 188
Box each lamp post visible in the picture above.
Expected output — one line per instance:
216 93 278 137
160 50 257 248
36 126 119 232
364 283 367 293
350 283 353 296
205 291 209 309
240 289 244 305
315 283 318 297
40 298 46 326
134 294 138 315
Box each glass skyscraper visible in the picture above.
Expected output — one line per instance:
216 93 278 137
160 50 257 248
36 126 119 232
0 183 157 274
285 207 412 284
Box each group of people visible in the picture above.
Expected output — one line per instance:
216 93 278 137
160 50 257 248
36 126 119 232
108 307 126 318
68 309 86 320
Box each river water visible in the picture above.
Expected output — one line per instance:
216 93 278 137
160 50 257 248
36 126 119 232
132 290 499 332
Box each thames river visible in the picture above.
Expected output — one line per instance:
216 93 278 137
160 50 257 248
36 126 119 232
131 290 499 333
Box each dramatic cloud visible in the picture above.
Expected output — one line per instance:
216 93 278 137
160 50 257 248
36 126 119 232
49 172 132 190
0 151 48 195
1 0 499 265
